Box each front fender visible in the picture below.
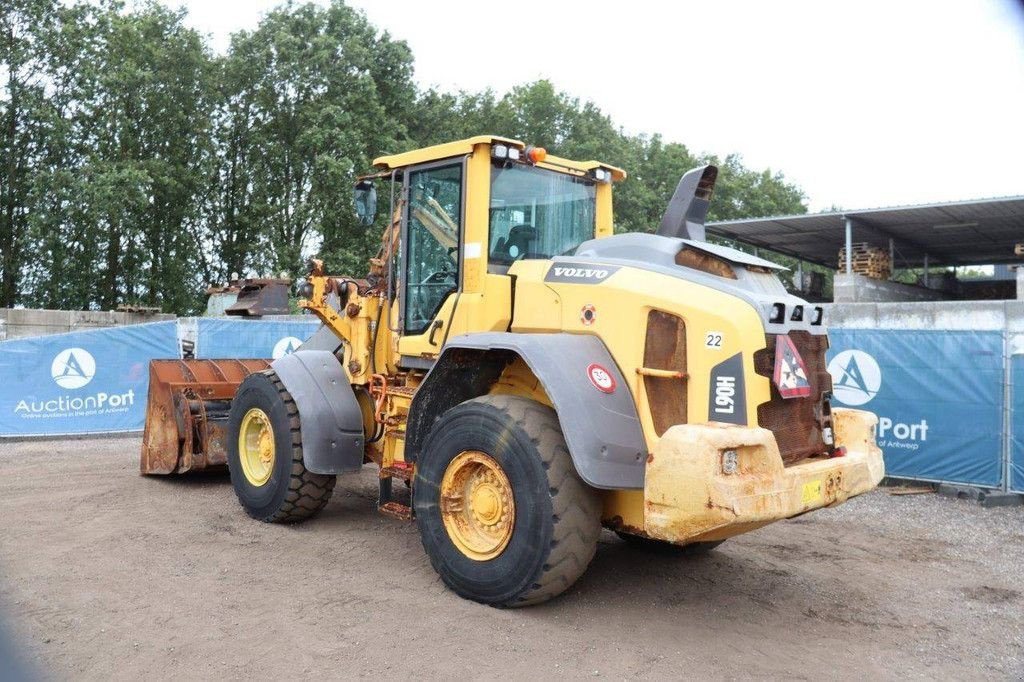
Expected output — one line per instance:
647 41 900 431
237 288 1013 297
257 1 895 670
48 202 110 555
271 350 365 475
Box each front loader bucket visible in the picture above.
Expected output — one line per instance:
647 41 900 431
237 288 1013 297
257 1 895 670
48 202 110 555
140 359 271 475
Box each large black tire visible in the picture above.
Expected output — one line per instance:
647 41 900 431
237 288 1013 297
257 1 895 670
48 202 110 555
414 395 601 607
615 531 725 556
227 370 335 523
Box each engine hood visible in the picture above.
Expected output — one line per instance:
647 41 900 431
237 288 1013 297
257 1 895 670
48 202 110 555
543 232 825 337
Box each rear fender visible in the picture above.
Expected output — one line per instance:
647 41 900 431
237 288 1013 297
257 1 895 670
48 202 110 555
405 333 647 490
271 350 365 475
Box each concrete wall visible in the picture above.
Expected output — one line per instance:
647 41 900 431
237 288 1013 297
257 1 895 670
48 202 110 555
833 273 947 303
0 308 175 341
825 300 1024 332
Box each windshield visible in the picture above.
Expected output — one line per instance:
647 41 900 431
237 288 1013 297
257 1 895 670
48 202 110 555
488 164 596 265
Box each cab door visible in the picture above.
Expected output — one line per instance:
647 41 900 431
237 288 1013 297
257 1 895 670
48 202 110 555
396 159 464 365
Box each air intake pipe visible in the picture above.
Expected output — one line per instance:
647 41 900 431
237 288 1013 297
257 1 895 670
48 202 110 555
656 164 718 242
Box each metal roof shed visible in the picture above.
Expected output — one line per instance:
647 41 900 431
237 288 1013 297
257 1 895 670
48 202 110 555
706 196 1024 272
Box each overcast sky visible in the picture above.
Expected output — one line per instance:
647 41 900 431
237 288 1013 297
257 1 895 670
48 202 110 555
169 0 1024 212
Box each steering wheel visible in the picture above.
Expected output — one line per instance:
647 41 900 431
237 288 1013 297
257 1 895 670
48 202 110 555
409 269 456 326
421 269 455 285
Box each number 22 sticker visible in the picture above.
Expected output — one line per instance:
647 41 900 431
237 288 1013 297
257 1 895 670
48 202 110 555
705 332 724 349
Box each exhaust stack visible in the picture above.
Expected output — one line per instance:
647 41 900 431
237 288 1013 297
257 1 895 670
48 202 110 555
656 164 718 242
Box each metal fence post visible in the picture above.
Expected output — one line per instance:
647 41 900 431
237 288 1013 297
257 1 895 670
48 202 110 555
844 217 853 274
1002 328 1012 492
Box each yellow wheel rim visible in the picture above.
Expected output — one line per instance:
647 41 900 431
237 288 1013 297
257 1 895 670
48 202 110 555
440 451 516 561
238 408 275 487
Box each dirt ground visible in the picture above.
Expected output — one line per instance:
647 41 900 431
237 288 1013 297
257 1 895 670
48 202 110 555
0 437 1022 680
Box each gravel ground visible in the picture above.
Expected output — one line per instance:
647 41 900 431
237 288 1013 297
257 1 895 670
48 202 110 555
0 436 1022 680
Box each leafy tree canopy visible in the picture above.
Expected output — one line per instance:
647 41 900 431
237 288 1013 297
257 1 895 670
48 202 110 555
1 0 813 314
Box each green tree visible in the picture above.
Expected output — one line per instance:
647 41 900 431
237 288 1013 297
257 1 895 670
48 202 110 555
404 79 806 234
85 2 214 312
0 0 56 307
704 154 806 222
22 1 107 309
3 4 815 315
19 1 215 313
207 0 415 281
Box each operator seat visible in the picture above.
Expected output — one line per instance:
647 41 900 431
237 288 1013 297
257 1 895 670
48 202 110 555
496 224 538 261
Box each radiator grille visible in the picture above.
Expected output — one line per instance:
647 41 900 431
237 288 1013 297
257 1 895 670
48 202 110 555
753 331 832 466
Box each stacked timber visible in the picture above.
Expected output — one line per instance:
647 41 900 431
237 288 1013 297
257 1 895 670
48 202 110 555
837 242 891 280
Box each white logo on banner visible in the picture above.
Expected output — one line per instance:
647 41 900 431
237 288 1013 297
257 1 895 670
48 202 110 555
827 349 881 406
272 336 302 359
829 348 929 448
51 348 96 389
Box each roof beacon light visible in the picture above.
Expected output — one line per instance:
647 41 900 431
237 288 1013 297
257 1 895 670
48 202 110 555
526 146 547 164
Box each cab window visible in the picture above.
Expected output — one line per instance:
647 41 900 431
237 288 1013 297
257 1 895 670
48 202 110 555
404 163 462 335
488 164 596 265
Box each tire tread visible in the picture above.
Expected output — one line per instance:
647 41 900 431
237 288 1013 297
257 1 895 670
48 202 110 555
254 369 335 523
470 395 601 607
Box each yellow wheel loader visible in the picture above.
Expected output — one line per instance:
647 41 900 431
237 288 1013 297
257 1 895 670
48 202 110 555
141 136 884 606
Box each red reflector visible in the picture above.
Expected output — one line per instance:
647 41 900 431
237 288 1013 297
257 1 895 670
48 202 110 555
832 446 848 458
773 334 812 399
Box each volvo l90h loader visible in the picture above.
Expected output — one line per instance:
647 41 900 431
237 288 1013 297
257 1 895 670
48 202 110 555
141 136 884 606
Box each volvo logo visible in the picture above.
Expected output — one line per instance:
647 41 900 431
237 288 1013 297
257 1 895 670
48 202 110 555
544 263 620 284
51 348 96 389
828 350 881 406
552 267 609 279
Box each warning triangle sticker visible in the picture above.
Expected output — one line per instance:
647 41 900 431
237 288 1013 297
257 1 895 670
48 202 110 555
773 335 812 399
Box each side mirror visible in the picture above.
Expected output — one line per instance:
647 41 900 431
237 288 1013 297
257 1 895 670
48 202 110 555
354 180 377 226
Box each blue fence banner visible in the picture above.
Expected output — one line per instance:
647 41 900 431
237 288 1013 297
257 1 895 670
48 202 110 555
1011 349 1024 494
827 329 1004 487
194 317 321 359
0 321 180 436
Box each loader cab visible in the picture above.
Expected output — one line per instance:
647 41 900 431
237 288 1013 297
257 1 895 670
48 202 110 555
370 136 624 364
